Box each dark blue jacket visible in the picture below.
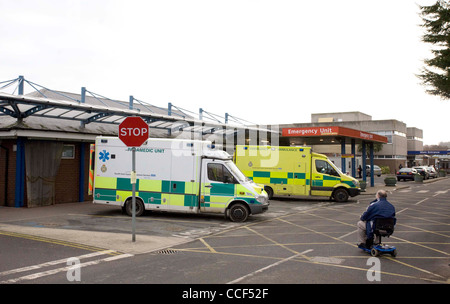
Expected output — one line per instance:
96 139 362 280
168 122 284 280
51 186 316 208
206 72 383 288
361 197 396 238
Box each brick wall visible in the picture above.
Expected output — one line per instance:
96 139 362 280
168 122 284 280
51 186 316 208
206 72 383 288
55 143 79 203
55 142 93 204
0 139 93 207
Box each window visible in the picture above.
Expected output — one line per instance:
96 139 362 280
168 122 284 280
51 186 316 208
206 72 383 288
371 130 406 144
207 163 236 183
407 136 423 141
62 145 75 159
394 131 406 137
315 160 339 177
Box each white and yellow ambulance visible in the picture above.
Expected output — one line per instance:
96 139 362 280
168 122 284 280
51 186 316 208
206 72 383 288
234 145 360 202
90 137 269 222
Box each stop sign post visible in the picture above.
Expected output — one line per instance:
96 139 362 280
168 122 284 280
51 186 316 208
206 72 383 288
119 117 149 242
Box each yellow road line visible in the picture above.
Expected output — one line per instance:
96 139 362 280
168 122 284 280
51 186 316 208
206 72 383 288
183 242 340 251
399 213 450 226
172 246 448 284
173 247 286 261
332 255 450 259
398 223 450 238
292 256 448 284
243 226 306 258
69 213 217 225
170 202 450 284
385 255 446 279
277 217 355 247
277 217 448 280
0 230 121 255
313 204 450 249
209 204 329 238
199 238 217 253
391 235 449 256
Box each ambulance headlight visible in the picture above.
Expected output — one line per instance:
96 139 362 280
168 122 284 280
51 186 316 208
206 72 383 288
256 193 268 204
352 179 360 187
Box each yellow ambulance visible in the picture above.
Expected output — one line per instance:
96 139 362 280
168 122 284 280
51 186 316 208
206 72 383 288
234 145 360 202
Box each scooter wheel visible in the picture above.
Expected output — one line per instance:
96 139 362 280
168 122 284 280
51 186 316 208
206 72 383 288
370 248 379 257
390 249 397 257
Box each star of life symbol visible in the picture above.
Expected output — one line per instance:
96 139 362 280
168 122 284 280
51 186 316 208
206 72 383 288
99 150 110 162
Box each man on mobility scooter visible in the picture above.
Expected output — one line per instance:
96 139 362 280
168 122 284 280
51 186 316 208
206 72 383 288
357 190 397 257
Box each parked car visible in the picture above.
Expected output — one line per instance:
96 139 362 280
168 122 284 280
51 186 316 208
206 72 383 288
427 166 438 179
413 166 429 179
396 168 417 181
366 165 382 177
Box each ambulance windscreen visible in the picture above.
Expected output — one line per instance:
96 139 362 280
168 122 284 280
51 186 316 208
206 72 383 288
225 161 250 183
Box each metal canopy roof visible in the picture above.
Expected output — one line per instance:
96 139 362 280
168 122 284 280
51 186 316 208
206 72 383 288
0 77 276 141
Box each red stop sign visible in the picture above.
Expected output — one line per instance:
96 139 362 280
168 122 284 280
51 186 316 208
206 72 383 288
119 116 149 147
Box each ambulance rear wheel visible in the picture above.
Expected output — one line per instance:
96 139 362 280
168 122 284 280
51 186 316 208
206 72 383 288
333 188 349 202
228 203 249 222
264 187 274 199
125 198 145 217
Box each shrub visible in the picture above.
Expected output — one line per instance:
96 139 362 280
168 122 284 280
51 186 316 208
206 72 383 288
380 166 390 174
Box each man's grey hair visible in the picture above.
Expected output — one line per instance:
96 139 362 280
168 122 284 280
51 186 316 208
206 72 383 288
377 190 387 198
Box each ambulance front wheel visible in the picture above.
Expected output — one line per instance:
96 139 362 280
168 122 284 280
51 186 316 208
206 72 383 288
125 198 145 217
333 188 349 203
228 203 249 222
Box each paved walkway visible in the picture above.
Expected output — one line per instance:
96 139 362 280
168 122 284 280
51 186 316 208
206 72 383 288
0 202 190 254
359 176 446 195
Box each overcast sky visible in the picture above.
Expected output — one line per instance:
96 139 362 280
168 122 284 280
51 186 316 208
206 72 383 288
1 0 448 145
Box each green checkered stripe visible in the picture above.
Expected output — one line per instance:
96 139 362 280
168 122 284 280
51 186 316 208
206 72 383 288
201 183 258 208
243 170 310 186
311 174 340 187
94 177 197 207
94 177 258 208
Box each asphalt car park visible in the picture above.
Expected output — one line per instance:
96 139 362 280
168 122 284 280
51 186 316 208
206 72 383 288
0 177 449 284
167 178 449 284
134 174 447 284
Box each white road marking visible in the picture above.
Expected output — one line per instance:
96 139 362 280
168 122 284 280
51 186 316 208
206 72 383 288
310 256 344 265
397 208 408 214
0 250 115 277
415 198 429 205
433 190 448 197
227 249 314 284
0 252 133 284
337 230 357 239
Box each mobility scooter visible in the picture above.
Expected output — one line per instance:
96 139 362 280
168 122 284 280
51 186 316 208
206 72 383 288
358 218 397 257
